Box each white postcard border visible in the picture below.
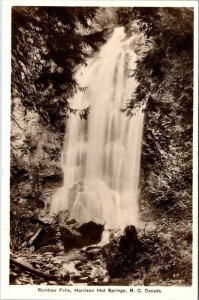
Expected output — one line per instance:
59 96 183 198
1 1 198 299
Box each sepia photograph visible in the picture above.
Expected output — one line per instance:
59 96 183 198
1 1 198 299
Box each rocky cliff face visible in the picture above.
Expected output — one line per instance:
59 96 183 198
11 97 63 203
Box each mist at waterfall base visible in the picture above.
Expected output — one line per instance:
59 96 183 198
50 27 145 230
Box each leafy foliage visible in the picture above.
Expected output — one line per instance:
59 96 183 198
134 221 192 285
12 7 106 130
118 8 193 219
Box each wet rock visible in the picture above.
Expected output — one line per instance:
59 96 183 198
37 214 56 225
77 221 104 244
109 232 115 240
60 221 104 251
37 246 58 254
57 210 70 226
65 251 87 263
80 271 90 278
66 219 77 225
60 227 83 251
10 272 18 283
102 225 141 278
88 278 99 285
83 265 92 271
93 260 102 265
56 268 70 282
103 275 110 283
119 225 139 251
70 274 82 282
74 261 84 270
48 281 57 285
91 266 107 279
77 276 90 283
57 251 65 255
85 247 102 260
33 225 57 251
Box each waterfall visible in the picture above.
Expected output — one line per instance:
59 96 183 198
50 27 145 229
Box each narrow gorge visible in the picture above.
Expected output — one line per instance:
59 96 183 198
10 7 193 287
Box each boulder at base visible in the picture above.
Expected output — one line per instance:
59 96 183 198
22 210 104 253
60 220 104 251
102 225 141 278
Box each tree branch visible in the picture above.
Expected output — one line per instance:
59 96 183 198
11 143 18 152
10 257 67 281
11 114 23 131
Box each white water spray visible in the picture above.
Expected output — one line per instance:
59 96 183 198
50 27 145 228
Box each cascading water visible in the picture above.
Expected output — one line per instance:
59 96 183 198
50 27 145 229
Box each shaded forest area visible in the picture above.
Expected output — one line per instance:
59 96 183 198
10 7 193 286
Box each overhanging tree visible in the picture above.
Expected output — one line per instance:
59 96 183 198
118 7 193 218
12 7 106 130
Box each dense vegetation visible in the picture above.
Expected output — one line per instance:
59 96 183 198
10 7 193 286
11 7 107 192
117 8 193 221
12 7 106 130
117 8 193 284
